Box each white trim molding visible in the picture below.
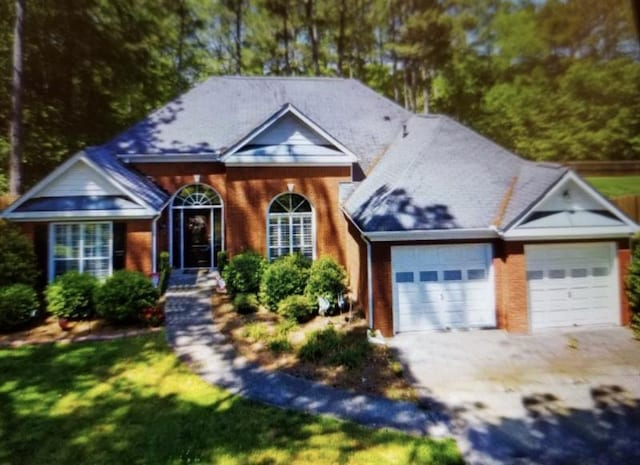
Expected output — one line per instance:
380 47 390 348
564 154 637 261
365 228 499 242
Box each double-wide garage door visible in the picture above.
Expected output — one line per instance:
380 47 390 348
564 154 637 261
526 243 619 330
392 244 496 332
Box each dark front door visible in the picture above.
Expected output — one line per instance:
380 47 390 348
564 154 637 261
183 209 212 268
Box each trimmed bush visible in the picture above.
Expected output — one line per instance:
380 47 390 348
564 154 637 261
217 250 229 274
627 238 640 334
233 293 259 314
222 251 265 295
277 294 315 323
260 254 311 311
95 270 159 324
45 271 99 319
299 326 370 369
0 284 39 331
158 251 171 296
0 220 38 288
304 256 347 308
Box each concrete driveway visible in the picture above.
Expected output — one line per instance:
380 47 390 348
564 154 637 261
390 327 640 465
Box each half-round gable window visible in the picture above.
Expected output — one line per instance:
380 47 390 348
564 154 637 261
172 184 222 207
267 193 314 260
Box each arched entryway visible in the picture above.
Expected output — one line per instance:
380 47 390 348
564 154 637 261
170 184 223 269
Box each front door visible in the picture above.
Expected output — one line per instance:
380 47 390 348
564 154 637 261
183 209 212 268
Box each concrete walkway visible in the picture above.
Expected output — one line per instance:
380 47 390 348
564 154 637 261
164 270 449 437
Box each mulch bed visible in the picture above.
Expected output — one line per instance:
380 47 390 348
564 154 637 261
212 292 417 402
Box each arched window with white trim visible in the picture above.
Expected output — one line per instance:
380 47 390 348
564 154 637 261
267 193 314 260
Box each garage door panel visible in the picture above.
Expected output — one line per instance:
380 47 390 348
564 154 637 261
393 244 496 332
526 243 619 330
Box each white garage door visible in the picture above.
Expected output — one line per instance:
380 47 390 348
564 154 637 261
392 244 496 332
526 243 620 331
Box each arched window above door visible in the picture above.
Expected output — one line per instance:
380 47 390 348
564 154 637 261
173 184 221 207
267 193 314 260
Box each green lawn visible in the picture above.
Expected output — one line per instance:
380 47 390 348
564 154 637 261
586 176 640 197
0 333 462 465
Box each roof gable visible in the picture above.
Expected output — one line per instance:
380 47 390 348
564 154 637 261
504 171 639 239
222 104 357 165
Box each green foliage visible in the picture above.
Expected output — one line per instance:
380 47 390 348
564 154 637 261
45 272 99 320
260 254 311 312
233 293 259 315
95 270 159 324
0 284 38 331
268 337 292 354
277 295 315 323
158 251 171 296
586 176 640 197
222 251 265 296
0 220 38 288
304 257 347 308
298 326 371 369
216 250 229 274
242 322 269 342
626 238 640 314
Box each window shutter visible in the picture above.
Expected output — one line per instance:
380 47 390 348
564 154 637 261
113 223 127 270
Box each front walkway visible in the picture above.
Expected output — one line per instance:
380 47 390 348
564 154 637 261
163 270 449 437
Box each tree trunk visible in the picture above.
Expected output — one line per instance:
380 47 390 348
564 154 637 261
305 0 320 75
9 0 25 196
337 0 346 76
234 0 243 74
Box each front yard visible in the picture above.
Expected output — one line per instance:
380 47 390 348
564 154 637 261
0 332 461 465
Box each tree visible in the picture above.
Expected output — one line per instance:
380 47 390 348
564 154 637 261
8 0 24 196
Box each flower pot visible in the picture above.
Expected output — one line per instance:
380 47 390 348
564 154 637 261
58 317 71 331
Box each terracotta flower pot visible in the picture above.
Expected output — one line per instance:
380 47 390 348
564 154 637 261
58 317 71 331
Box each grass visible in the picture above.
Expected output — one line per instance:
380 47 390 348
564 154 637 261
0 333 462 465
586 176 640 197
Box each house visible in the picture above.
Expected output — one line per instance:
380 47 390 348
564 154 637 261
2 76 638 336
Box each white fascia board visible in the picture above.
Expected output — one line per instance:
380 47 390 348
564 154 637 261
365 228 499 242
502 225 637 241
117 153 220 163
6 209 158 222
221 103 358 163
225 157 354 167
507 170 639 232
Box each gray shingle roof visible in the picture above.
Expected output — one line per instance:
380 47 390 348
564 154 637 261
344 115 567 232
85 147 169 210
106 76 411 173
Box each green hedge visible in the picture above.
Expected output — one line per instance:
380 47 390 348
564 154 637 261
0 284 39 331
260 254 310 311
45 271 99 319
222 251 265 295
304 257 347 309
95 270 159 324
233 293 259 314
0 220 38 288
277 294 315 323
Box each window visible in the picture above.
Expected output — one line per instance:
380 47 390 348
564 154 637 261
571 268 588 278
52 223 112 279
443 270 462 281
419 271 438 282
268 193 314 260
549 269 566 279
527 270 544 280
395 272 414 283
467 269 486 280
592 267 609 277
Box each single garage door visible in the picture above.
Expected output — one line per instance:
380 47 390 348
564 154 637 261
392 244 496 332
526 243 620 331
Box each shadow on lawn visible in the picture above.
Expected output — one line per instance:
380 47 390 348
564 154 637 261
0 335 461 465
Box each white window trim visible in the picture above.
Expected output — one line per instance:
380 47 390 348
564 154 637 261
266 193 316 261
49 222 113 282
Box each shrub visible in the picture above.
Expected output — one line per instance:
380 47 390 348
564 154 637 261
627 238 640 335
45 271 99 319
277 295 315 323
222 251 265 295
233 293 259 314
0 284 39 331
141 305 165 327
217 250 229 274
158 251 171 295
268 337 292 353
260 254 311 311
299 326 370 369
304 257 347 309
242 322 269 342
95 270 159 324
0 220 38 288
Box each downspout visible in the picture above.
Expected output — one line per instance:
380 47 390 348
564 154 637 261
366 238 374 330
151 216 159 273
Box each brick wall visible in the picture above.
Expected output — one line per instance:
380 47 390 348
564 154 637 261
345 221 369 317
371 243 393 336
618 243 632 325
125 220 153 276
501 242 529 332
